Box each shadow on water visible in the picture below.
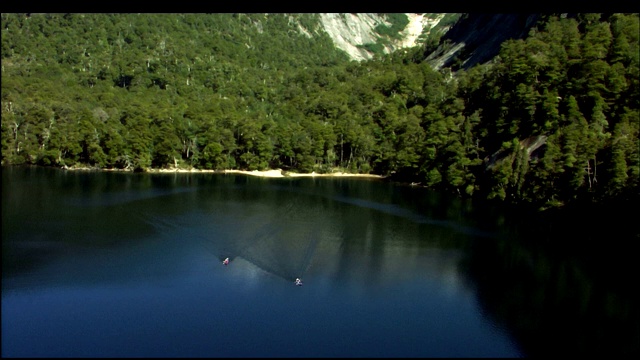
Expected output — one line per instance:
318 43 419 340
327 194 496 238
260 180 498 239
458 197 640 358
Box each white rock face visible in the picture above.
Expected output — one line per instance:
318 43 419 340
318 13 446 61
318 13 386 61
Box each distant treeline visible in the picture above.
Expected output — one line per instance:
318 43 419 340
1 13 638 210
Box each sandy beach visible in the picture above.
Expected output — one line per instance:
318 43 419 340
222 169 383 178
63 166 385 179
182 168 383 179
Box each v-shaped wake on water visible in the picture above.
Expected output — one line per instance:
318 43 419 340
141 198 334 284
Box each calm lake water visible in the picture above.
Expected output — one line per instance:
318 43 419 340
2 166 637 357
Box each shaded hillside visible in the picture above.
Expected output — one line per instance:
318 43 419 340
425 14 542 70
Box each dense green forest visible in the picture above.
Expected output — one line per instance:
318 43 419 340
1 13 638 210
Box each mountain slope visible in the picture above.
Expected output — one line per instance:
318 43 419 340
425 14 542 70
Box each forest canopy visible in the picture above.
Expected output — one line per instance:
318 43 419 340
1 13 638 210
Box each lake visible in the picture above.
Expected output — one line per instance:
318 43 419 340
2 166 637 357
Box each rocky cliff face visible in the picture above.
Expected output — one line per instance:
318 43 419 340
425 14 541 70
317 13 450 61
315 13 542 70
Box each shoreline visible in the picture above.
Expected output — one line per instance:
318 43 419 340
223 169 384 179
60 165 385 179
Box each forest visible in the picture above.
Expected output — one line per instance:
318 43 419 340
1 13 638 211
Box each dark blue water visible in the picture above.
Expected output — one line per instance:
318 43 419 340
3 166 637 357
